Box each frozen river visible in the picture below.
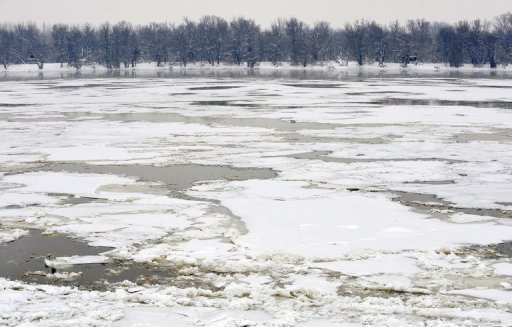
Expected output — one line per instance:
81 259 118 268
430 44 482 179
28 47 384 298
1 72 512 326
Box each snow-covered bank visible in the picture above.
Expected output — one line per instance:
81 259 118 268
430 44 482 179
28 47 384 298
2 61 511 75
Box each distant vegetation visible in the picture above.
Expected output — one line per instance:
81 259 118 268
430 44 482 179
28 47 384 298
1 13 511 69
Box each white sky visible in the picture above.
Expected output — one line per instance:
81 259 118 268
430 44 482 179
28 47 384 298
0 0 510 28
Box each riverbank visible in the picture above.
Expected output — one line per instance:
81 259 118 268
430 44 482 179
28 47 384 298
3 61 511 73
2 61 511 81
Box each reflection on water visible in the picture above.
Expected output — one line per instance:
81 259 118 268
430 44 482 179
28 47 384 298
2 67 512 81
367 98 512 109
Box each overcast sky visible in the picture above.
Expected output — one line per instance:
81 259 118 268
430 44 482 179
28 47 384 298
0 0 510 28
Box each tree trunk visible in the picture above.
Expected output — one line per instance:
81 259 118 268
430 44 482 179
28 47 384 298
490 57 497 69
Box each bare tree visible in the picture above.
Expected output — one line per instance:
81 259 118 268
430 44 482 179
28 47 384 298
310 21 332 63
196 16 228 65
112 22 134 68
407 19 433 62
0 13 511 69
467 20 485 65
263 20 287 65
495 12 512 65
170 18 198 66
345 20 368 66
366 22 388 66
436 25 463 67
0 25 16 69
139 23 170 67
66 26 84 69
229 17 260 67
15 23 48 69
285 18 309 66
482 22 498 68
81 24 97 64
172 23 190 66
98 23 112 68
51 24 68 67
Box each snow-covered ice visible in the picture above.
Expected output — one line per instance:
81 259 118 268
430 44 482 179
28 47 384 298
1 73 512 326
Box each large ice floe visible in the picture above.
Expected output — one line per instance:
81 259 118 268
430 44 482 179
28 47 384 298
1 72 512 326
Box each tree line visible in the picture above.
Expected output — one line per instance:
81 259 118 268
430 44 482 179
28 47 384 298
1 13 511 70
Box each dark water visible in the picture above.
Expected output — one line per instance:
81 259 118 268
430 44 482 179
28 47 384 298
391 191 512 219
365 98 512 109
24 163 277 193
100 112 337 132
0 163 277 288
0 230 179 289
287 150 465 164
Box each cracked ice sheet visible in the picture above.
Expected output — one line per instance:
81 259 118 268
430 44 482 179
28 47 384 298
312 254 421 276
3 275 512 327
45 200 210 248
1 171 135 196
0 279 125 327
0 118 276 167
265 141 512 210
46 255 110 268
0 228 29 243
109 305 360 327
0 171 211 248
447 289 512 304
2 77 512 326
0 192 59 207
189 179 512 258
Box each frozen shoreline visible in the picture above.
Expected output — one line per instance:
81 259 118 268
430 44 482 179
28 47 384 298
2 61 511 74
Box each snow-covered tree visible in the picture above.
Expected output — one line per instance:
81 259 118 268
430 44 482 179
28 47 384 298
196 16 228 65
345 20 368 66
285 18 309 66
310 21 332 63
229 17 260 67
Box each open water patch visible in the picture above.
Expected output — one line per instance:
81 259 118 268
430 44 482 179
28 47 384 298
0 230 191 290
368 98 512 109
26 163 277 193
